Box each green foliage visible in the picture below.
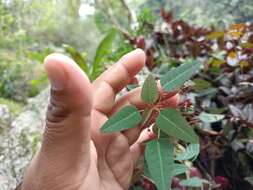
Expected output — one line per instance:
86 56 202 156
160 60 201 92
145 139 174 190
63 29 117 80
0 98 23 116
175 144 200 161
198 112 225 124
100 105 142 133
0 61 45 101
172 164 188 176
100 58 200 189
141 74 159 103
63 44 89 74
180 177 209 188
92 28 117 79
156 108 199 143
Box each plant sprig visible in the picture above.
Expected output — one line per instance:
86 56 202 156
100 59 201 190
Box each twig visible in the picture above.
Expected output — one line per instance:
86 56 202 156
119 0 134 24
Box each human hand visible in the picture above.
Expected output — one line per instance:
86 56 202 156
19 49 178 190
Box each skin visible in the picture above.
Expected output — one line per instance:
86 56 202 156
20 49 179 190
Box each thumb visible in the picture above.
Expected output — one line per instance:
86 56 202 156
42 53 92 171
42 53 93 154
22 53 93 189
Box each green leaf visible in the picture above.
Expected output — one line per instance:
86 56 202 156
156 108 199 143
126 84 139 91
92 28 117 79
143 158 151 178
141 74 159 103
160 60 201 92
100 105 141 133
176 144 200 161
63 44 89 74
180 177 209 187
145 139 174 190
193 79 212 91
199 112 225 123
172 164 188 176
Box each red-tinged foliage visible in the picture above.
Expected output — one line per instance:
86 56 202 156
215 176 231 189
126 9 253 190
171 177 186 190
189 167 203 178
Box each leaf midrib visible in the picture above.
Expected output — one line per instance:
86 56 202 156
159 113 194 142
103 111 138 131
162 63 198 89
157 141 165 190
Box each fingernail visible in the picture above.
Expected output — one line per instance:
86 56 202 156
44 57 66 91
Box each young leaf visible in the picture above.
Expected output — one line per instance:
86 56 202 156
176 144 200 161
198 112 225 123
145 139 174 190
172 164 188 176
141 74 159 103
156 108 199 143
92 28 117 79
100 105 141 133
160 60 201 92
180 177 209 187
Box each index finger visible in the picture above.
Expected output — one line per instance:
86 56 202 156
93 49 146 114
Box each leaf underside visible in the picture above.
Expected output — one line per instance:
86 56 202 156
176 144 200 161
160 60 201 92
198 112 225 123
180 177 209 187
145 138 174 190
100 105 142 133
156 108 199 143
172 164 188 176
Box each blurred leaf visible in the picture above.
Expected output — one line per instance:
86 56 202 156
63 44 89 74
26 48 53 63
229 23 246 31
193 79 212 91
100 105 141 133
180 177 209 187
172 164 188 176
206 31 224 40
176 144 200 161
241 42 253 49
156 108 199 143
240 60 250 68
160 60 201 92
210 59 226 67
92 28 117 79
227 30 243 39
126 84 139 91
199 112 225 123
141 74 159 103
145 139 174 190
245 176 253 186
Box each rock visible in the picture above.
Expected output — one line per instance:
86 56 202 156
0 104 11 132
0 87 50 190
0 105 10 121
